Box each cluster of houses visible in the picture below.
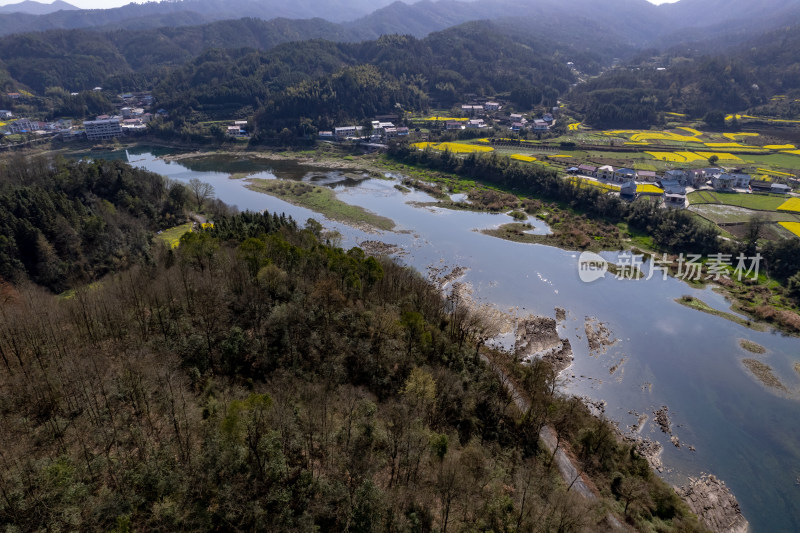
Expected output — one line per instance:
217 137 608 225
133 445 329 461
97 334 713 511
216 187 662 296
568 164 793 207
319 116 410 142
1 91 156 142
1 116 75 136
226 120 249 138
458 99 558 133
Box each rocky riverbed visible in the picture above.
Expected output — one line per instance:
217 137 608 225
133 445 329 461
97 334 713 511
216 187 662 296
676 475 750 533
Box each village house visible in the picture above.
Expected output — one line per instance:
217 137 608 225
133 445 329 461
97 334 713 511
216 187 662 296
730 173 752 188
688 169 707 188
664 169 688 186
84 118 123 140
6 92 20 99
0 110 11 119
318 131 334 140
5 118 35 134
665 193 687 208
620 181 637 198
771 183 791 194
711 174 736 191
613 167 638 183
597 165 616 181
461 104 484 116
532 119 549 132
638 170 658 182
396 127 410 137
578 164 597 177
750 180 772 193
467 119 486 129
542 113 554 124
511 122 524 132
659 180 686 195
334 126 363 140
484 102 501 111
446 121 465 131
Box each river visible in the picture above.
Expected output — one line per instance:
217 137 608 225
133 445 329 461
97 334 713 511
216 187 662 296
90 146 800 532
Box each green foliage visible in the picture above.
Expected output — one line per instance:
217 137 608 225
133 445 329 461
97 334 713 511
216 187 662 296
0 155 186 292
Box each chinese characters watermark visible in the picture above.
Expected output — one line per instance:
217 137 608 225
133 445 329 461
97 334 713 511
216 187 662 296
578 252 762 283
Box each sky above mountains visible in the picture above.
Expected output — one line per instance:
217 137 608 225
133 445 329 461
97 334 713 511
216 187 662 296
0 0 679 10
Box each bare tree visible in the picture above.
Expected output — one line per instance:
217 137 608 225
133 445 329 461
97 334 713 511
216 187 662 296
188 178 215 211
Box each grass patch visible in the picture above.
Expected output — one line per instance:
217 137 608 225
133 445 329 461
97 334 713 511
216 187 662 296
483 214 622 252
157 223 193 248
247 179 395 231
676 295 766 331
739 339 766 354
687 191 787 211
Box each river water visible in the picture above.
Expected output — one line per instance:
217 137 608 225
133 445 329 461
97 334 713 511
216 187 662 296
93 147 799 532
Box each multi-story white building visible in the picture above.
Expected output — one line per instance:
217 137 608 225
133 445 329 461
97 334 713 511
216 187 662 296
84 118 123 140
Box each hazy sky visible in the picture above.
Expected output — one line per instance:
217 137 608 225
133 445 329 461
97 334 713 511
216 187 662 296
0 0 681 9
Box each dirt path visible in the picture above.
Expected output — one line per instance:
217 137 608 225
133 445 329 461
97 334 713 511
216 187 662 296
479 353 629 530
479 354 597 501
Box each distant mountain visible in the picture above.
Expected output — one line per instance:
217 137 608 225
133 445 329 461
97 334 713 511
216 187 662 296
0 17 366 93
0 0 396 36
0 0 77 15
348 0 664 46
658 0 800 27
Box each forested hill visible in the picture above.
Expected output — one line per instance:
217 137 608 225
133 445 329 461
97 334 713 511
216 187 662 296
0 154 708 532
569 20 800 128
0 155 197 293
149 24 576 135
0 18 364 95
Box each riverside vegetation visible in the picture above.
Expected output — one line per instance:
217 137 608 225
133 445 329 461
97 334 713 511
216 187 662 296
388 143 800 333
0 155 707 532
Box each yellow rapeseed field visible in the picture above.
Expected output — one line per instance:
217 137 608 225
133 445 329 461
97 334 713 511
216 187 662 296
412 142 437 149
723 132 759 140
637 184 664 194
646 152 686 162
436 142 493 153
675 152 711 162
704 142 749 148
781 150 800 156
777 198 800 213
779 222 800 237
665 112 687 117
569 177 620 192
677 126 703 136
695 152 742 161
423 117 468 121
413 142 493 153
550 154 572 158
510 154 537 162
631 132 702 143
567 123 581 131
764 144 796 150
757 168 795 177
